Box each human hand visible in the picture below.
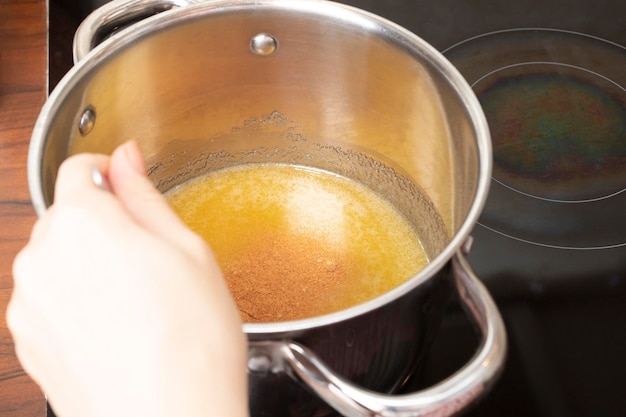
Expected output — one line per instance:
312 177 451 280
8 142 248 417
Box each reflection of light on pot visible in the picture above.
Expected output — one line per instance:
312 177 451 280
474 63 626 203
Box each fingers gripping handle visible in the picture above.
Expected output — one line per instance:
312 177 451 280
279 252 507 417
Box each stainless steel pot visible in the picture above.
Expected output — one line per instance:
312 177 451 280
29 1 506 416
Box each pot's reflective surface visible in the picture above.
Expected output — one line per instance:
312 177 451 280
38 2 501 416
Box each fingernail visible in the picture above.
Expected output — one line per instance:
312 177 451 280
122 141 146 176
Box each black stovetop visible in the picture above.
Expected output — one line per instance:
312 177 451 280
49 1 626 416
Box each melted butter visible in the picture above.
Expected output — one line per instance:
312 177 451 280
165 164 428 323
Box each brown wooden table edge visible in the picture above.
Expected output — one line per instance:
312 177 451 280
1 1 49 416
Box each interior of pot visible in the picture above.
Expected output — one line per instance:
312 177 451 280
34 1 487 265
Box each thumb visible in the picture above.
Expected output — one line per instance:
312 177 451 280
107 141 198 247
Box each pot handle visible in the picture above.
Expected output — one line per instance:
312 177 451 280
254 249 506 417
73 0 202 63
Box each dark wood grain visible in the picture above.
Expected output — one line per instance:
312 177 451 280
0 1 48 416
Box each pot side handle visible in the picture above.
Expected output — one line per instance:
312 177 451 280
73 0 202 63
278 251 507 417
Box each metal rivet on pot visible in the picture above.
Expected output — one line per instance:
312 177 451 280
78 106 96 136
250 33 278 56
247 354 273 373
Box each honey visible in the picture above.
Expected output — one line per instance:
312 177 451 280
165 163 428 323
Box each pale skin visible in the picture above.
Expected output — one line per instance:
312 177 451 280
7 141 249 417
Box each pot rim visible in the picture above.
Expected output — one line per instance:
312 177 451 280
29 0 493 336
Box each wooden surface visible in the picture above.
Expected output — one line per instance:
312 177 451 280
0 0 48 416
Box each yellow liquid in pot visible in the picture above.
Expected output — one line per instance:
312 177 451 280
165 164 428 323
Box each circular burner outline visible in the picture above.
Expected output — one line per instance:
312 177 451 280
471 60 626 204
474 223 626 251
445 28 626 249
443 27 626 57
